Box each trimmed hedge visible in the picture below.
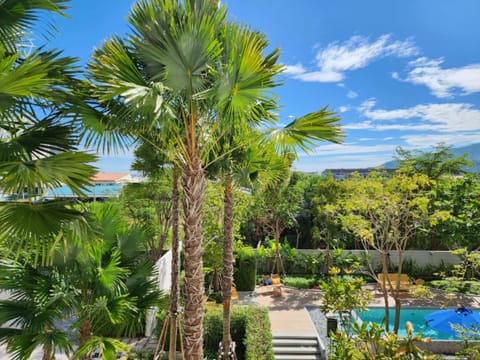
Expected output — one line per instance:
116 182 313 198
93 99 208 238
203 306 274 360
234 247 257 291
244 307 274 360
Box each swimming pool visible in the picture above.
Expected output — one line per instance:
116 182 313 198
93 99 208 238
356 308 480 340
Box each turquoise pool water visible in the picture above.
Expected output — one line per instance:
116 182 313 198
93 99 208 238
356 308 480 340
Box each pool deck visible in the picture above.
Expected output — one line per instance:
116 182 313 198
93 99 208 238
252 283 480 336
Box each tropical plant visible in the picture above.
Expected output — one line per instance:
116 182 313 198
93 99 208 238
0 0 97 261
0 260 73 360
86 1 342 357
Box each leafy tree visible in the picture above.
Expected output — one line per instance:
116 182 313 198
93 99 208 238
395 143 473 179
338 172 434 334
320 267 371 339
121 176 173 260
249 160 305 275
426 174 480 250
311 173 354 272
0 202 162 360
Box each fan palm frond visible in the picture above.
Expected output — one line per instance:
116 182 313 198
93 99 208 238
264 106 344 154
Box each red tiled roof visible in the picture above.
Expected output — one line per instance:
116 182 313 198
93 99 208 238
92 173 130 182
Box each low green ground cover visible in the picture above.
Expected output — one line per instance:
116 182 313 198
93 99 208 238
428 279 480 295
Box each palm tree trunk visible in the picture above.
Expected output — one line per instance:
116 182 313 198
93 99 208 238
221 175 234 359
79 319 91 360
182 154 206 360
169 167 181 360
42 343 52 360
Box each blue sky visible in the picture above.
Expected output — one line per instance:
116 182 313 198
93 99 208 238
46 0 480 173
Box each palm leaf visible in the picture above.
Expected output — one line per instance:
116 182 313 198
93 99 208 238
72 336 131 360
0 200 87 246
264 106 344 154
0 0 69 53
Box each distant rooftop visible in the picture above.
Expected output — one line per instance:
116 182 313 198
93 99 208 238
92 172 132 183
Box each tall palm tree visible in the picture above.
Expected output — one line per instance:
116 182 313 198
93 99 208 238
0 0 97 261
86 2 343 359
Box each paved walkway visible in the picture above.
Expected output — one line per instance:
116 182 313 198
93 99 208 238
254 285 322 334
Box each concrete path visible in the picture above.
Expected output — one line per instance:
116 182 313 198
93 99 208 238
254 286 322 334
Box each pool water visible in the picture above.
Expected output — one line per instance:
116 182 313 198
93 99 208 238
356 308 480 340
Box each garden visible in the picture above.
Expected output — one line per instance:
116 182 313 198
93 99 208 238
1 0 480 359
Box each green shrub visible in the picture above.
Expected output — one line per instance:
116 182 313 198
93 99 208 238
429 279 480 295
234 246 257 291
203 306 273 360
244 307 274 360
282 276 318 289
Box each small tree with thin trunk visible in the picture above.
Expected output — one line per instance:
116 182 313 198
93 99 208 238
250 164 304 275
339 171 432 334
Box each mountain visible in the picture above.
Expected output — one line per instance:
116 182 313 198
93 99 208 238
382 143 480 172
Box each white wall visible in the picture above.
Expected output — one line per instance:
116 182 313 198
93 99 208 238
145 242 182 337
294 249 464 268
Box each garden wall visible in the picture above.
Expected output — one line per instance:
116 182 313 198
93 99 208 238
256 249 465 275
335 250 463 268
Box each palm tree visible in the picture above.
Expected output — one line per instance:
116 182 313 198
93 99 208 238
0 260 73 360
0 0 97 261
86 2 343 358
66 203 161 346
0 202 163 360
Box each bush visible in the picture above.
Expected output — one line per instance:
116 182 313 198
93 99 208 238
203 306 274 360
244 307 274 360
234 246 257 291
282 276 318 289
429 279 480 295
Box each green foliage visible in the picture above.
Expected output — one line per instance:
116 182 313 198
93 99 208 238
393 258 452 280
320 269 371 339
0 202 163 359
329 320 435 359
72 336 131 360
281 276 318 289
244 307 274 360
0 0 98 262
422 173 480 250
203 306 273 360
395 143 473 179
429 280 480 295
234 246 257 291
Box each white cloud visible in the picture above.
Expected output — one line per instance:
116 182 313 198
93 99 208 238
293 70 343 82
284 64 307 76
358 100 480 132
285 34 419 83
395 57 480 98
339 106 350 113
294 152 394 173
347 90 358 98
402 133 480 148
299 142 398 157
